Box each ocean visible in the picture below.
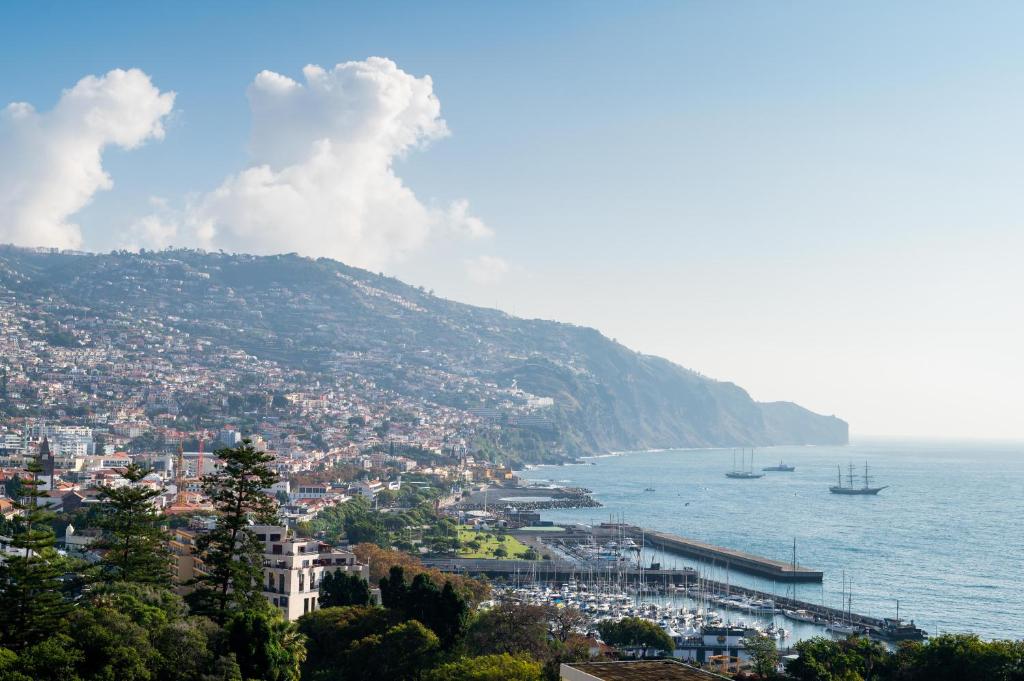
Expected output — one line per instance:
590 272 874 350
517 440 1024 640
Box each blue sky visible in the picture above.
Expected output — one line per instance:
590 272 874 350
2 2 1023 438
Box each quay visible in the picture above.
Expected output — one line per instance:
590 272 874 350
598 524 823 583
420 558 698 586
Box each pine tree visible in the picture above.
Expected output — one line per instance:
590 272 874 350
94 463 172 586
0 448 70 650
188 439 278 624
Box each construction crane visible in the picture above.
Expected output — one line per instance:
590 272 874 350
197 433 204 482
175 440 186 506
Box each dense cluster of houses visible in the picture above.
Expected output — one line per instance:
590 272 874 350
0 416 532 619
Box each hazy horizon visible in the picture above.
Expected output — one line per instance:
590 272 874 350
3 2 1022 440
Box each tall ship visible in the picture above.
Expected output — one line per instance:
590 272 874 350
830 462 888 495
726 449 764 479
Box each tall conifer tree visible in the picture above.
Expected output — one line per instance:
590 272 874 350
188 439 278 624
94 463 172 586
0 441 69 650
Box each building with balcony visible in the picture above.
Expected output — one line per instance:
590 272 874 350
170 523 370 621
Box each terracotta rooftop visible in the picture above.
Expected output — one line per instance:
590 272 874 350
561 661 729 681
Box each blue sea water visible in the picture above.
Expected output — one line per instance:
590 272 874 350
517 440 1024 640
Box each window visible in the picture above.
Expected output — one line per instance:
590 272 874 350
303 598 310 614
255 534 266 541
270 533 281 541
278 574 285 593
298 573 304 591
272 544 282 555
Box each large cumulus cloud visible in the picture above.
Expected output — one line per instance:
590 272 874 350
182 57 490 269
0 69 174 249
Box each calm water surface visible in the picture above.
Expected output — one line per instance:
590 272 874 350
518 440 1024 639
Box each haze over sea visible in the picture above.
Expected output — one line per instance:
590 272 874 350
518 440 1024 640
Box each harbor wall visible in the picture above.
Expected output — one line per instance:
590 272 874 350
597 524 824 582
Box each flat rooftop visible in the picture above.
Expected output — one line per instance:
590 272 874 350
561 661 729 681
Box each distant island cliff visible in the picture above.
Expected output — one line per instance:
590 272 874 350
0 246 848 456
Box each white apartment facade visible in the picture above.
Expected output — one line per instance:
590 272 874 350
252 524 370 621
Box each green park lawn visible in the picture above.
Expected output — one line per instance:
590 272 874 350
456 526 533 559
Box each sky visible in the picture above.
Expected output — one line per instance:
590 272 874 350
1 1 1022 439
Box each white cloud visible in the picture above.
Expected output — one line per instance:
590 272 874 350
0 69 174 249
2 59 500 274
464 255 509 285
174 57 492 269
444 199 493 239
124 197 178 250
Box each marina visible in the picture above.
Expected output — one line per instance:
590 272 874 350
422 557 698 587
425 555 925 663
426 556 902 635
426 518 926 651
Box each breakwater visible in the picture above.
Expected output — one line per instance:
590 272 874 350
607 524 823 583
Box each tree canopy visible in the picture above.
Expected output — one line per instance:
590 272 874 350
596 617 674 655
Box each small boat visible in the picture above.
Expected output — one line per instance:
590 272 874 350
783 608 818 623
874 617 927 641
826 621 862 636
872 602 927 641
762 461 795 472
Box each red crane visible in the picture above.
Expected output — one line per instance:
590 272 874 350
197 433 205 481
175 440 186 506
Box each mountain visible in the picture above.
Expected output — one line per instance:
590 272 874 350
0 245 847 454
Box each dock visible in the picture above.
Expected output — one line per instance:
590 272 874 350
420 558 697 586
597 524 823 582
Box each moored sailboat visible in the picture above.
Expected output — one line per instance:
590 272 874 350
725 448 765 479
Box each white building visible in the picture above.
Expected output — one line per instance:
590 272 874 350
253 524 370 621
290 485 329 500
353 480 384 500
